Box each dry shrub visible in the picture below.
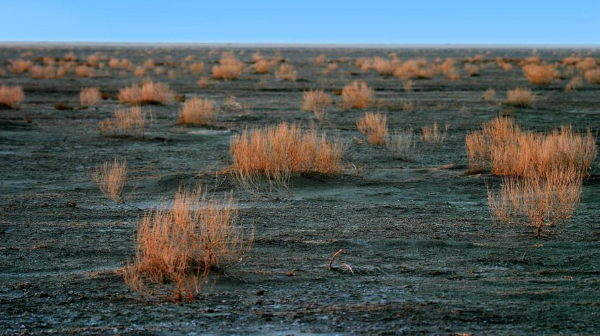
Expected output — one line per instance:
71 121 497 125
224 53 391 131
386 129 414 160
178 97 218 126
109 58 121 69
212 53 245 80
123 186 252 299
198 77 209 88
276 64 297 81
463 63 480 77
9 59 33 73
394 58 439 79
341 81 374 109
76 65 95 78
372 57 399 76
134 67 146 77
497 61 513 71
230 122 344 191
576 57 597 72
189 62 205 75
505 87 535 107
93 158 127 202
522 64 560 84
421 122 449 144
87 53 105 67
565 77 583 92
441 58 460 80
488 166 583 236
584 69 600 84
99 106 147 138
154 67 165 76
80 87 101 107
322 62 338 75
143 58 155 69
302 90 332 113
465 117 597 177
0 85 24 109
254 59 277 74
118 81 174 105
315 54 327 66
30 65 63 79
482 88 496 101
562 57 581 66
403 80 413 92
356 113 388 145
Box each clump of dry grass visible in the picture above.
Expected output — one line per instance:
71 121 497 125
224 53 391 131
134 67 146 77
356 113 388 145
189 62 205 75
505 87 535 107
118 81 174 105
386 129 414 160
465 117 597 177
488 166 583 237
230 122 344 191
198 77 209 88
315 54 327 66
212 53 245 80
421 122 449 144
576 57 597 72
0 85 24 109
565 77 583 92
80 87 101 108
372 57 400 76
9 59 33 73
584 69 600 84
123 186 252 299
341 81 374 109
254 59 277 74
522 64 560 84
482 88 496 101
394 58 439 79
302 90 332 113
178 97 218 126
93 158 127 202
441 58 460 80
30 65 64 79
275 64 297 81
99 106 147 137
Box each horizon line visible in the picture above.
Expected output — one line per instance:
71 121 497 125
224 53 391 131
0 41 599 49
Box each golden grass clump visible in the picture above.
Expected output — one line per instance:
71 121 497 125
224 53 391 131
576 57 597 72
29 65 64 79
465 117 597 177
99 106 147 138
118 81 174 105
178 97 218 126
93 158 127 202
254 59 277 74
0 85 24 109
488 166 583 237
482 88 496 101
394 58 439 79
386 129 414 160
315 54 327 66
9 59 33 73
441 58 460 80
189 62 205 75
75 65 95 78
134 66 146 77
198 76 209 88
505 87 535 107
522 64 560 84
275 64 298 81
584 68 600 84
123 186 252 299
230 122 344 191
565 77 583 92
302 90 332 113
421 122 449 144
372 57 399 76
212 53 245 80
356 113 388 145
341 81 374 109
80 87 101 107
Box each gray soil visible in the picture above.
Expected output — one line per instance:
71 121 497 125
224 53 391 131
1 46 599 335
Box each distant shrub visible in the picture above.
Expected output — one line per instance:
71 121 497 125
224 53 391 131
565 77 583 92
254 59 277 74
189 62 205 75
212 53 245 80
356 113 388 145
505 87 535 107
93 158 127 202
80 87 101 108
341 81 374 109
421 122 449 144
0 85 24 109
178 97 218 126
275 64 297 81
99 106 147 138
522 64 560 84
8 59 33 73
584 69 600 84
386 129 414 160
118 81 174 105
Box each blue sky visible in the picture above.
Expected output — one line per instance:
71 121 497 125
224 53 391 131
0 0 598 44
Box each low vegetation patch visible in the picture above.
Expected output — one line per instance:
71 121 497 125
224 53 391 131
99 106 147 138
178 97 218 126
0 85 24 109
356 113 388 145
212 53 245 80
80 87 101 108
118 81 174 105
505 87 535 107
93 158 127 202
341 81 374 109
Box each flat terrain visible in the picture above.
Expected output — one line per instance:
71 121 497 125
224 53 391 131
1 46 599 335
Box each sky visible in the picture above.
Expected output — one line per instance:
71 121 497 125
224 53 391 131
0 0 598 45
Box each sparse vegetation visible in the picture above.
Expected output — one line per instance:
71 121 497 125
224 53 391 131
275 64 297 81
584 69 600 84
386 129 414 160
356 113 388 145
505 87 535 107
212 53 245 80
118 81 174 105
341 81 374 109
99 106 147 137
522 64 560 84
0 85 24 109
123 186 252 299
80 87 101 108
565 77 583 92
178 97 218 126
230 122 344 191
93 158 127 202
482 88 496 101
189 62 205 75
421 122 449 144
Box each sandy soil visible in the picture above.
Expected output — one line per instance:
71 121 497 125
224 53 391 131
1 45 599 335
